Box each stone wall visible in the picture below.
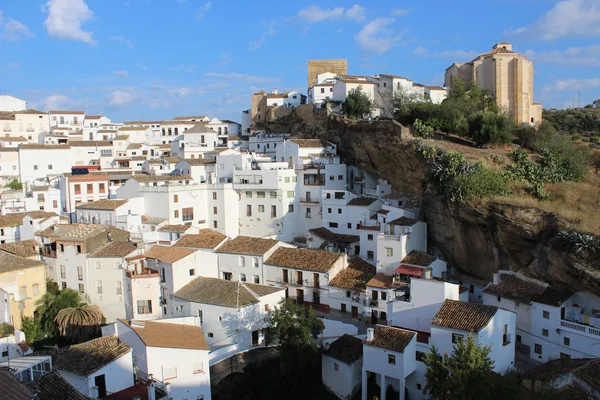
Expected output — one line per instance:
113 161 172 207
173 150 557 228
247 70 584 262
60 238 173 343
307 59 347 87
210 347 279 388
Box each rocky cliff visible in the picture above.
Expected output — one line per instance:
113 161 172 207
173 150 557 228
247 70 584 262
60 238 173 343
260 107 600 294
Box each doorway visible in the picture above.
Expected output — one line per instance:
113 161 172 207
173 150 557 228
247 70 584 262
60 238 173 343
371 310 377 325
352 306 359 319
94 374 107 398
252 330 259 346
296 289 304 305
341 304 347 313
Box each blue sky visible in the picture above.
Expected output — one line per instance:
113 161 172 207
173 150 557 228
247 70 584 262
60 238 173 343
0 0 599 122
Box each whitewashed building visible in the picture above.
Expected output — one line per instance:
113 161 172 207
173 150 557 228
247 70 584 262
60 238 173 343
322 334 364 399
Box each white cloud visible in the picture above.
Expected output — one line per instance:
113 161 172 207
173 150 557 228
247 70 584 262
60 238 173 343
195 1 212 20
346 5 367 22
35 94 77 111
204 72 277 84
113 70 129 78
168 65 197 72
248 20 276 50
169 87 193 97
2 19 35 40
411 47 478 59
390 8 410 17
354 18 401 55
43 0 96 45
525 45 600 66
544 78 600 92
295 5 345 23
506 0 600 41
109 90 135 106
109 35 133 48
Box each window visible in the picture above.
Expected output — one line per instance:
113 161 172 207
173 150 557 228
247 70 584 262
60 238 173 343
62 282 67 289
270 191 277 198
333 362 339 371
564 337 570 346
163 367 177 380
337 208 342 214
223 272 232 281
193 362 204 374
77 266 83 280
452 333 464 344
87 184 93 194
497 296 501 302
213 220 218 228
76 245 82 253
288 204 294 213
60 265 66 279
327 208 332 214
74 184 81 194
96 280 103 294
189 268 195 276
345 291 351 298
208 333 214 338
542 329 549 337
258 205 265 213
254 275 260 284
367 234 373 241
253 257 259 268
48 164 53 170
329 222 338 228
381 292 387 301
560 352 571 359
213 207 218 215
388 354 396 365
174 194 179 203
338 175 343 180
543 310 550 319
79 284 85 293
416 351 425 362
271 205 277 218
257 191 265 198
33 165 38 170
240 257 245 267
285 177 290 183
19 285 27 297
385 248 393 257
174 210 179 218
534 343 543 355
240 273 246 282
213 192 217 200
32 284 39 296
137 300 152 314
246 205 252 216
182 207 194 221
246 191 253 198
99 183 105 193
329 176 334 181
367 251 374 260
287 191 294 198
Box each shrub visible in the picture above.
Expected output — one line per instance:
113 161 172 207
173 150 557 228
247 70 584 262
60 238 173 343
590 137 599 143
448 166 510 202
5 179 22 190
558 230 600 255
490 154 503 165
529 183 550 200
571 135 580 141
413 119 435 139
467 111 514 144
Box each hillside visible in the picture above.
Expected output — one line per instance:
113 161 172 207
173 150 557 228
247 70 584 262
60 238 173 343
260 106 600 294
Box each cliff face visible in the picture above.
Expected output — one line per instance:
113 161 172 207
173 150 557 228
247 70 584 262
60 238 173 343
261 108 600 294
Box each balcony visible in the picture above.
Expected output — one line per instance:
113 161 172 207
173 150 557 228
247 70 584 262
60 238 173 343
369 299 379 307
26 127 34 132
560 319 600 337
502 333 512 346
304 213 312 219
3 127 11 132
299 197 319 204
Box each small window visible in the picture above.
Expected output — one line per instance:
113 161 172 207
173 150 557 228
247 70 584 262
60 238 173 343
337 208 342 214
246 205 252 216
288 204 294 212
270 191 277 198
240 273 246 282
388 354 396 365
59 244 64 252
367 250 374 260
208 333 214 338
193 362 204 374
452 333 464 344
213 207 218 215
534 343 543 355
174 194 179 203
416 351 425 362
345 291 351 298
417 383 422 390
257 191 265 198
542 329 549 337
497 296 501 302
327 208 332 214
564 337 570 346
385 248 393 257
32 284 40 296
174 210 179 218
163 367 177 380
213 220 218 228
258 205 265 213
254 275 260 284
78 283 85 293
347 223 351 229
246 191 253 198
287 191 294 198
329 222 338 228
213 192 217 200
333 362 339 371
329 176 334 181
76 245 82 253
189 269 195 276
367 234 373 241
543 310 550 319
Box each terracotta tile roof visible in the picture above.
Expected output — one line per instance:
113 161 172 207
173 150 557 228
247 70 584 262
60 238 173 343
0 370 35 400
76 199 128 210
376 209 390 214
0 239 40 258
339 79 376 85
174 115 208 120
533 287 574 307
85 115 103 119
120 320 209 350
131 174 191 183
182 158 216 166
557 382 592 400
53 335 131 377
265 247 342 272
161 120 199 125
216 236 279 256
308 227 359 244
26 369 87 400
18 144 70 150
131 155 146 161
174 229 227 249
163 156 181 163
325 334 363 364
157 224 189 232
379 74 412 80
329 258 376 291
126 143 142 150
401 251 438 267
69 140 112 147
143 245 196 263
88 241 138 258
173 276 284 308
366 273 393 289
389 216 420 226
118 126 149 131
431 300 497 332
0 136 28 142
0 253 44 273
289 139 327 148
522 358 600 391
363 325 416 353
347 197 377 206
49 110 84 114
185 124 215 134
483 274 545 303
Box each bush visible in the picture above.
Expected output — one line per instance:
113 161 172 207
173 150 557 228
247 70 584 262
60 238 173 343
590 137 599 143
467 111 514 144
448 166 510 202
571 135 581 141
413 119 435 139
5 179 22 190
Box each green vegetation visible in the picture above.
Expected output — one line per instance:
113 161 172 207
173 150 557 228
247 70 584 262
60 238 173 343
557 230 600 257
55 305 104 343
467 111 514 145
413 118 435 139
543 106 600 133
342 86 373 119
263 299 324 391
0 322 14 336
5 179 23 190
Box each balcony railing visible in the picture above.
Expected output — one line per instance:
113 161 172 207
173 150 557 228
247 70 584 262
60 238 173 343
369 299 379 307
299 197 319 204
561 319 600 337
3 127 11 132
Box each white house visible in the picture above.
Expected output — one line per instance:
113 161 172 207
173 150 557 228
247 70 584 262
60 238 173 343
362 325 417 400
307 227 360 256
0 94 27 111
215 236 282 284
0 109 50 143
0 327 31 363
110 318 212 400
322 334 364 400
328 258 376 320
424 86 448 104
49 110 84 132
18 144 73 185
171 276 285 350
332 78 376 104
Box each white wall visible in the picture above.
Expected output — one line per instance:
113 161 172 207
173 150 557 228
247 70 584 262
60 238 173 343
322 354 362 399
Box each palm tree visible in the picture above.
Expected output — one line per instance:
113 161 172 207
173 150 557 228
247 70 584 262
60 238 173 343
35 288 84 337
54 305 103 343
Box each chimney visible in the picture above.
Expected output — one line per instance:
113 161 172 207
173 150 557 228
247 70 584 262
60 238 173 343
423 269 432 280
272 88 278 95
492 273 501 285
366 327 374 341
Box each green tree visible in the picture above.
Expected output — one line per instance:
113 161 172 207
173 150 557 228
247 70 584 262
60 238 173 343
5 179 23 190
342 86 373 119
20 316 44 343
55 305 104 343
35 288 85 338
467 111 514 144
263 299 324 390
413 119 435 139
0 322 14 336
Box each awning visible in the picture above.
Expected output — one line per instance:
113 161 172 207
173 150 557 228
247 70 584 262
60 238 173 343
394 265 425 276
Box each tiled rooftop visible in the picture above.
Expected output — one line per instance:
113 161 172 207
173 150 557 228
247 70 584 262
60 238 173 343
216 236 279 256
53 335 131 377
431 300 497 333
120 320 209 350
265 247 342 272
328 258 376 292
363 325 415 353
143 245 196 264
174 229 228 249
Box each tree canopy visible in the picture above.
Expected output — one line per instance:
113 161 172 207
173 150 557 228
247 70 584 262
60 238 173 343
343 86 373 119
55 305 103 343
5 180 23 191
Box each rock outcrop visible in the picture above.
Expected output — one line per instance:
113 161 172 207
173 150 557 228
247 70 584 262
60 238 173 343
260 107 600 294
